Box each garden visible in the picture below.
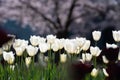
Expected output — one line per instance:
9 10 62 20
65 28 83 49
0 30 120 80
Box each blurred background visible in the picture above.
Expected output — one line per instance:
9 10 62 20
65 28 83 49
0 0 120 40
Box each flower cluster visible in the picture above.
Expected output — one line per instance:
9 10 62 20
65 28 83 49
0 30 120 80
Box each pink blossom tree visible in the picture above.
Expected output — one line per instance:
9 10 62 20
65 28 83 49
0 0 120 38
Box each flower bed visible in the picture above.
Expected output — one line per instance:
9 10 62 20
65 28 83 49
0 30 120 80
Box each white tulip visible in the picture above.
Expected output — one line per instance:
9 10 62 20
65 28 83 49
92 31 101 41
14 47 24 56
86 53 92 61
60 53 67 63
44 56 49 62
82 40 91 51
64 39 78 54
103 68 109 77
82 53 92 62
76 37 86 48
3 51 15 64
82 53 86 62
25 57 31 67
51 39 60 52
30 35 40 46
102 55 109 64
2 37 14 51
51 39 65 52
58 39 65 49
112 30 120 42
13 39 28 52
46 34 56 44
26 45 38 56
13 39 28 48
91 68 99 77
39 43 49 53
38 37 46 44
106 43 117 49
90 46 101 57
2 43 9 51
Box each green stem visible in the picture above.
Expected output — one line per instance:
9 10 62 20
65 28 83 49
93 56 97 68
95 41 97 46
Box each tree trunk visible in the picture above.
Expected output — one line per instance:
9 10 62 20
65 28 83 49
56 29 69 38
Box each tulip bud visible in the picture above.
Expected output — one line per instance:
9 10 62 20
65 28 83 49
91 68 98 77
14 47 24 56
46 35 56 44
3 51 15 64
2 43 9 51
76 37 86 47
92 31 101 41
112 30 120 42
106 43 117 49
64 39 78 54
51 39 59 52
82 40 91 51
39 43 49 53
44 56 49 62
60 54 67 63
82 53 92 62
25 57 31 67
102 55 109 64
26 45 38 56
30 35 40 46
103 68 109 77
90 46 101 57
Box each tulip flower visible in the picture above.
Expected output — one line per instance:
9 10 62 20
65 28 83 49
13 39 28 48
25 57 31 67
90 46 101 57
102 55 109 64
3 51 15 64
64 39 78 54
60 53 67 63
91 68 99 77
30 35 41 46
106 43 117 49
51 39 60 52
92 31 101 41
76 37 86 48
46 34 56 44
82 53 92 62
39 43 49 53
13 39 28 54
26 45 38 56
2 43 9 51
103 68 109 77
112 30 120 42
82 40 91 51
14 47 25 56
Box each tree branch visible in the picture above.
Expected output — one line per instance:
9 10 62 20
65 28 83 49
19 0 59 29
70 11 89 22
54 0 62 28
64 0 78 30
